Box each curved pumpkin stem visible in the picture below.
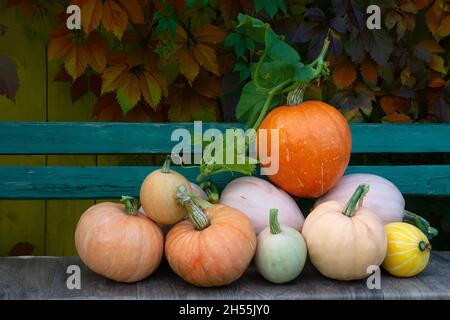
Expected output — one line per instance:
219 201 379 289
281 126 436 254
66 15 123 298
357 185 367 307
269 208 282 235
120 196 139 215
161 155 172 173
176 185 211 230
403 210 438 240
342 184 369 217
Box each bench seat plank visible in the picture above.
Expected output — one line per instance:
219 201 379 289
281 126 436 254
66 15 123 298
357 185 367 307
0 165 449 199
1 253 449 300
0 122 449 154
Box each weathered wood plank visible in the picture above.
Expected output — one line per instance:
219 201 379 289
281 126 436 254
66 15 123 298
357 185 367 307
0 256 58 299
1 253 449 300
0 122 449 154
0 165 449 199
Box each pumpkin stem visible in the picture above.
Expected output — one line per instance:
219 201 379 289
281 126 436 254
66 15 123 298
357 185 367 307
403 210 438 240
161 155 172 173
269 208 282 235
200 181 219 204
342 184 369 217
286 36 330 106
120 196 139 215
176 185 211 230
419 241 432 252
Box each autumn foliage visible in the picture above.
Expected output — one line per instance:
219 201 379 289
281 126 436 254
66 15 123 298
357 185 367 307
3 0 449 123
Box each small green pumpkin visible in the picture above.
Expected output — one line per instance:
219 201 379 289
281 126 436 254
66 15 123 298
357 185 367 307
255 208 307 284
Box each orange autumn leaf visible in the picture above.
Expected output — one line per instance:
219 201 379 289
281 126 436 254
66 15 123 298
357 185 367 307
380 96 409 115
101 64 168 111
428 77 446 88
70 0 144 38
382 113 412 123
48 30 107 79
194 24 227 44
360 59 379 86
430 54 446 74
168 77 218 121
333 60 357 89
426 0 450 38
171 25 226 85
94 93 167 122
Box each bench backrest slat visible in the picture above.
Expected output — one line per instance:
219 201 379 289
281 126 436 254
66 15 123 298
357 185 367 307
0 165 449 199
0 122 449 199
0 122 449 154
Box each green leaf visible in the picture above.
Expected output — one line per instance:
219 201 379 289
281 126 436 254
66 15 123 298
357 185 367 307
293 64 315 82
234 62 251 81
265 29 300 63
236 82 282 128
255 0 287 18
236 14 299 63
252 61 295 88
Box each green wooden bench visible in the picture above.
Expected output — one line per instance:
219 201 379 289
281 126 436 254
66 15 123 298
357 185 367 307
0 122 449 300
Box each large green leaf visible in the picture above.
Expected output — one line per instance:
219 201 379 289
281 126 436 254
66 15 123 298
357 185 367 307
236 82 282 128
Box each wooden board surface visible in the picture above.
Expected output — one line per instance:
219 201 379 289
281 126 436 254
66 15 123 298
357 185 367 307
0 252 449 300
0 165 449 199
0 9 47 256
0 122 450 154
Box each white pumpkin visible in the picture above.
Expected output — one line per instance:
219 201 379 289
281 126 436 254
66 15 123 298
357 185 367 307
255 209 307 284
315 173 437 239
219 176 304 234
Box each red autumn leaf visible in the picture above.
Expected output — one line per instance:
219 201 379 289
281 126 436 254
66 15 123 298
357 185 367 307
102 0 128 40
48 29 107 79
333 59 357 89
71 0 103 34
71 74 89 103
6 0 38 17
220 0 244 28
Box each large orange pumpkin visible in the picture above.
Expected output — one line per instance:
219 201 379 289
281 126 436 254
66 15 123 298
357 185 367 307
258 100 351 197
75 197 164 283
165 186 257 287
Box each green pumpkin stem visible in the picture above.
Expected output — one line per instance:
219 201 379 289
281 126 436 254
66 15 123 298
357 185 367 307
176 185 211 230
342 184 370 217
200 181 220 204
120 196 139 215
161 155 172 173
403 210 438 240
269 208 282 235
419 240 432 252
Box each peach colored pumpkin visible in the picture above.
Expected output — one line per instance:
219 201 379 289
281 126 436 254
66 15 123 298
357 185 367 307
165 186 257 287
140 156 192 225
75 197 164 283
302 184 387 281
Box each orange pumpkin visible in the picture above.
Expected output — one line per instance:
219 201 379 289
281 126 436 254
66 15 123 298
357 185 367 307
140 156 192 225
258 100 351 198
165 186 257 287
75 197 164 283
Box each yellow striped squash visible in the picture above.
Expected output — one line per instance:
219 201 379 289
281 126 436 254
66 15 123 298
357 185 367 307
382 222 431 277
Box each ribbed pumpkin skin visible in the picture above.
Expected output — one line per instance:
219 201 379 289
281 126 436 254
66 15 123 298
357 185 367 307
258 101 351 198
383 222 430 277
75 202 164 283
165 204 257 287
140 169 192 225
302 201 387 281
